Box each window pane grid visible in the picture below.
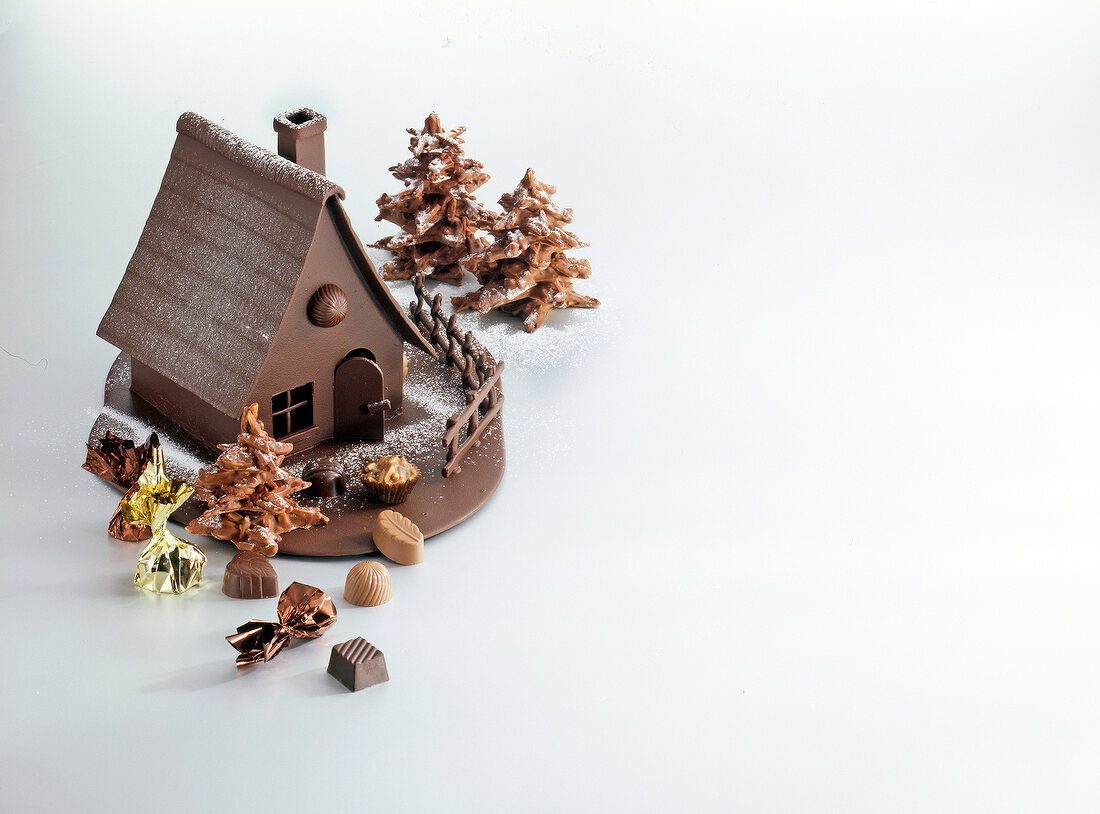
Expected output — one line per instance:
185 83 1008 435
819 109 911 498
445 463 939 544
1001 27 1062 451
275 399 310 414
271 382 314 439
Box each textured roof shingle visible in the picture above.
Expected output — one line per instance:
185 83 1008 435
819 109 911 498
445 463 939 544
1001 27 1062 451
98 114 342 416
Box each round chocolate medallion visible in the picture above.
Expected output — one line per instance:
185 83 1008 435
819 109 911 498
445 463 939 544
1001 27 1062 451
307 284 349 327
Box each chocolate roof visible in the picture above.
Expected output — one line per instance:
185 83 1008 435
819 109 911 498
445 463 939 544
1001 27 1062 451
179 112 343 203
98 113 431 418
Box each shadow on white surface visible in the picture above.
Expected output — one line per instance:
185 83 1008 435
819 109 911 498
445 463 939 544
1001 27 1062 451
66 569 220 602
291 667 358 698
140 659 256 693
67 570 152 601
139 655 370 696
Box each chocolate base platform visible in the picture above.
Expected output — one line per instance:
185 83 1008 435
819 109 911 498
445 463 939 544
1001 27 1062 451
88 350 505 557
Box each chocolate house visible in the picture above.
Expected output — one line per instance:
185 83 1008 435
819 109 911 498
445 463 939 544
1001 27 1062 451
97 108 435 452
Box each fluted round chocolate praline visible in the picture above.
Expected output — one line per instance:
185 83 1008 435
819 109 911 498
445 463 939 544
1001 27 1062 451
344 560 393 607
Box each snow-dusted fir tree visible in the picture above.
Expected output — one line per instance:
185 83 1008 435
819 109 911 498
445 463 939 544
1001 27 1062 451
373 113 494 285
454 168 598 332
186 405 327 556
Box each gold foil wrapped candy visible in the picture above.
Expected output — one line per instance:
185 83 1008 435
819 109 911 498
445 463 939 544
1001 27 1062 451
226 582 337 667
121 445 206 594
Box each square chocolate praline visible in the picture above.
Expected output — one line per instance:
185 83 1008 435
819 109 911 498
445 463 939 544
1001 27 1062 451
328 637 389 692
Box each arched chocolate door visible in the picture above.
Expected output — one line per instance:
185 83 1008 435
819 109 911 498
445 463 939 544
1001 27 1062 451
333 352 387 441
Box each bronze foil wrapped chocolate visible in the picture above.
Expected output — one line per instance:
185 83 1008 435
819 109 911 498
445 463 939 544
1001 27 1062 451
83 431 157 488
109 480 153 542
85 432 160 541
226 582 336 667
109 437 161 542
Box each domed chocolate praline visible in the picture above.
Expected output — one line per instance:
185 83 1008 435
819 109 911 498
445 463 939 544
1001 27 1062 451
344 561 393 607
303 463 347 497
307 284 349 327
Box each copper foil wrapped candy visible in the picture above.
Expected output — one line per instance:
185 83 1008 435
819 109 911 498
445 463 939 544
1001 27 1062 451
121 444 207 594
84 431 160 541
83 430 156 488
226 582 337 667
110 480 153 542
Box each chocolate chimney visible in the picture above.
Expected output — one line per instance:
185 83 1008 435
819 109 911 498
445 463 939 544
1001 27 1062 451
273 108 327 175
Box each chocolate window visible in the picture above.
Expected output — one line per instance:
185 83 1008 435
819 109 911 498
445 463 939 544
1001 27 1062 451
271 383 314 438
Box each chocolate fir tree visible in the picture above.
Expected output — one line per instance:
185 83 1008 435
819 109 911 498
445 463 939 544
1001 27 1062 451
186 404 327 556
453 168 598 332
373 112 493 285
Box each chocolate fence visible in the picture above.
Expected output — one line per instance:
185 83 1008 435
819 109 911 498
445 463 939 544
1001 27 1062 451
410 275 505 477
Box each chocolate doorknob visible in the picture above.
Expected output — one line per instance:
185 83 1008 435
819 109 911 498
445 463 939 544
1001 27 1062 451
364 399 391 416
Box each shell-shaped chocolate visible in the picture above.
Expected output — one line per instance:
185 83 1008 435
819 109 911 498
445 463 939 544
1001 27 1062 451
223 550 279 599
373 509 424 565
308 284 349 327
344 560 393 607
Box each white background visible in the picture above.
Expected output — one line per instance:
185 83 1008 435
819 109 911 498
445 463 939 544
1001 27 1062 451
2 1 1099 811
